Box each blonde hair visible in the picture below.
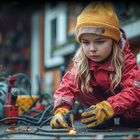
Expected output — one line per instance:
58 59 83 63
73 42 124 94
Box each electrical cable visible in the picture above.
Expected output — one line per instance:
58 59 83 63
0 116 52 125
11 72 39 116
13 73 35 102
13 73 31 94
22 110 45 119
0 104 53 125
21 104 53 123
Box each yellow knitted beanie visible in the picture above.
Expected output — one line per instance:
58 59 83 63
75 2 120 42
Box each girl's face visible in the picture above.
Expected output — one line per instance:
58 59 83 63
80 34 113 62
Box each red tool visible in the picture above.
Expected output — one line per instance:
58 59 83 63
3 76 19 124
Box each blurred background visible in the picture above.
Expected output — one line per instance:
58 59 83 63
0 1 140 96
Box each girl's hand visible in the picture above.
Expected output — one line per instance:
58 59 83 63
81 101 114 128
50 108 70 128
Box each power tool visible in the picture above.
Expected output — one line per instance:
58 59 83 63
0 75 19 124
4 76 19 124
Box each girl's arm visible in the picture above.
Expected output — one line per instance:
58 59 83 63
107 44 140 116
53 68 79 111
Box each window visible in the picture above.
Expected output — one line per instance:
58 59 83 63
44 2 67 69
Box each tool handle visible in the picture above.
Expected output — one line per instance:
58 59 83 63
64 111 74 128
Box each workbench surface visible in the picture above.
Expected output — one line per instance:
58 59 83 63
0 121 140 140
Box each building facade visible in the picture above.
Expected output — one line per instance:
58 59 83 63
30 2 140 95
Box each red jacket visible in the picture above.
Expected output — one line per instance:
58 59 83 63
54 33 140 120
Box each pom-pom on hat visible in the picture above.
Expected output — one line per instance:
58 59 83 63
75 2 120 42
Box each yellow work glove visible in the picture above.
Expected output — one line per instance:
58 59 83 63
81 101 114 128
50 108 70 129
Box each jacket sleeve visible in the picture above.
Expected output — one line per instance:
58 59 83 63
53 67 80 111
107 41 140 115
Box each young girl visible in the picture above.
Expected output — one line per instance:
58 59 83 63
50 2 140 129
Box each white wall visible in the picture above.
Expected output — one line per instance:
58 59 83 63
31 12 41 95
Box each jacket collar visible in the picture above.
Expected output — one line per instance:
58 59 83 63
88 59 115 71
